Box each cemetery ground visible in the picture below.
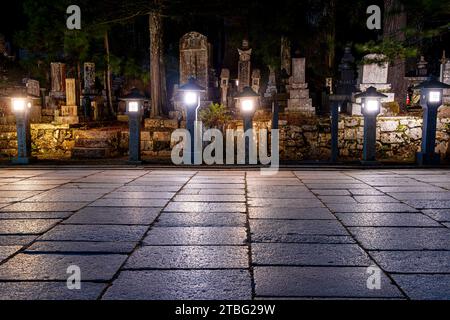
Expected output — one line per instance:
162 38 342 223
0 168 449 300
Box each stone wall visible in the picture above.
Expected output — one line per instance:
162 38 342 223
0 124 75 159
1 115 450 163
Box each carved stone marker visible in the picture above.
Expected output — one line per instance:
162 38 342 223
50 63 66 95
285 57 314 115
26 79 40 97
55 78 79 125
83 62 96 94
238 39 252 92
281 37 291 76
352 54 395 115
179 32 210 90
442 59 450 105
264 66 277 98
252 69 261 94
220 68 230 106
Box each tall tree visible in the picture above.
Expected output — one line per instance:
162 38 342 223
384 0 408 108
149 0 166 118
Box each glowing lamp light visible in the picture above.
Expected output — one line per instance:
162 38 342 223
428 91 441 104
365 99 380 113
235 87 259 115
128 101 139 113
241 99 254 112
413 77 450 107
355 86 387 116
120 88 146 114
12 98 27 113
178 78 206 110
183 91 199 106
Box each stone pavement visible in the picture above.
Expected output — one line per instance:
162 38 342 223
0 168 449 300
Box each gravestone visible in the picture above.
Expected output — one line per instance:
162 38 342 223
442 59 450 105
83 62 96 94
26 79 40 97
285 57 314 115
50 63 66 98
264 66 277 98
54 78 79 124
281 37 291 76
252 69 261 94
179 32 209 90
220 68 230 106
417 56 428 76
238 39 252 92
352 54 395 115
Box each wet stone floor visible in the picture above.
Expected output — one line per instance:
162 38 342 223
0 168 449 300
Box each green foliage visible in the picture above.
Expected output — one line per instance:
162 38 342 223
199 103 232 130
356 39 418 64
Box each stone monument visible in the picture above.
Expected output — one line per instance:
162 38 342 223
251 69 261 94
220 68 230 106
55 78 79 124
237 39 252 92
417 56 428 76
179 32 210 90
281 37 291 76
26 79 40 97
441 57 450 105
351 54 395 115
50 62 66 98
264 66 278 98
285 57 314 115
83 62 96 94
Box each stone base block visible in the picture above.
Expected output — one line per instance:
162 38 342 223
61 105 78 117
54 116 79 125
117 115 128 122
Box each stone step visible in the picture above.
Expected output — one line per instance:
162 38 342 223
71 147 113 159
73 129 121 140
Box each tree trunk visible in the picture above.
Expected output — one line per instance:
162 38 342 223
384 0 407 109
149 5 165 118
104 30 115 117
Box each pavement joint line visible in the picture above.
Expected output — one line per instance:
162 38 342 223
96 170 198 300
336 171 414 299
295 171 411 299
0 169 109 268
244 171 257 300
369 172 450 229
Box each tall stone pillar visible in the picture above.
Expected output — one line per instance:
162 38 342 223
238 40 252 92
220 69 230 106
55 78 79 124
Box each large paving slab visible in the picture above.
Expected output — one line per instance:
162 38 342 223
254 267 403 298
249 207 335 220
157 212 246 227
349 227 450 250
103 270 252 300
164 202 246 213
371 251 450 273
0 219 60 234
143 227 247 245
39 225 148 242
0 246 22 262
327 203 418 213
0 253 127 281
392 275 450 300
64 207 161 225
25 241 137 254
336 212 440 227
0 282 106 300
125 246 249 269
0 202 89 212
252 243 371 266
